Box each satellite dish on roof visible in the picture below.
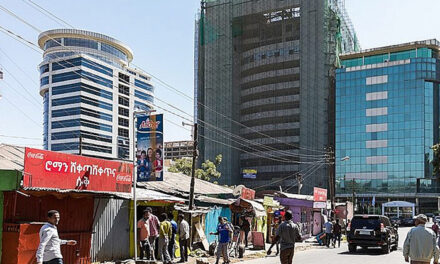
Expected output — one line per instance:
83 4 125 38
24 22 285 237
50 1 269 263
233 185 245 197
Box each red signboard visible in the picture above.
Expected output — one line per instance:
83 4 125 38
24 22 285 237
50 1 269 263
313 187 327 202
23 148 133 193
241 187 256 200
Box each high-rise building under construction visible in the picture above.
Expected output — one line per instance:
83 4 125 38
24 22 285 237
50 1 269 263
196 0 359 192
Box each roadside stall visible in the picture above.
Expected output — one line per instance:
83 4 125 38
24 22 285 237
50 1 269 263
229 198 267 249
262 196 282 243
1 147 133 264
274 192 314 239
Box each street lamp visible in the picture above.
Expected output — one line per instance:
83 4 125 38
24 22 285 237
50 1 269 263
132 108 155 261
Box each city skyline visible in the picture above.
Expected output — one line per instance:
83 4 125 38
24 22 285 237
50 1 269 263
1 0 440 148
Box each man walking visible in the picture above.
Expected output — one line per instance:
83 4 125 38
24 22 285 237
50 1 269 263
145 207 160 260
158 213 172 264
274 210 301 264
167 212 178 261
177 214 190 263
210 216 231 264
137 209 151 260
433 221 439 238
403 214 439 264
36 210 77 264
324 218 333 247
333 219 342 248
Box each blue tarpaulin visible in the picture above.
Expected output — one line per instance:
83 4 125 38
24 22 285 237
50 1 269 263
205 207 232 243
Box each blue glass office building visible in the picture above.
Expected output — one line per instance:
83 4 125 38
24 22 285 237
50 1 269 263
336 40 440 212
38 29 154 159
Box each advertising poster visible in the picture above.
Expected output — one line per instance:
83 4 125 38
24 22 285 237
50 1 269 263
313 187 328 202
242 169 257 179
23 147 133 193
136 114 163 182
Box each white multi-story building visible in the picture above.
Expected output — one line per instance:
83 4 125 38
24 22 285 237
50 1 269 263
38 29 154 160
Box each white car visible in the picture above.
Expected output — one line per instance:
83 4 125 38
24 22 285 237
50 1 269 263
434 216 440 223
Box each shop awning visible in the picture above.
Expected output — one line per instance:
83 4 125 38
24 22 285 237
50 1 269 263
115 187 185 203
231 198 266 217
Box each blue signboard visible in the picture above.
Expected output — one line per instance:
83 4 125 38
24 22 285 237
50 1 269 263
242 169 257 179
136 114 163 182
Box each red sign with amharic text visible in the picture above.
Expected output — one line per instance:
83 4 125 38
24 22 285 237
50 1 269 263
23 148 133 193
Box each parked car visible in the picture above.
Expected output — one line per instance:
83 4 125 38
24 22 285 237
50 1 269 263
390 216 402 226
425 213 435 219
347 215 399 254
435 216 440 223
401 218 415 226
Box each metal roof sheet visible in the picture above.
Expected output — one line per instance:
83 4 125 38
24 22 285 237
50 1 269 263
137 169 233 196
0 144 24 170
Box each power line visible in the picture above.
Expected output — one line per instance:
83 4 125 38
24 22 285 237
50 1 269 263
2 1 329 155
0 134 42 140
0 6 329 161
22 0 75 29
0 25 42 53
2 96 41 128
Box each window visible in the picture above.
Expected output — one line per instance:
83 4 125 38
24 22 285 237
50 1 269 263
101 43 128 61
51 142 79 151
64 38 98 49
44 38 61 50
134 79 154 92
119 72 130 84
52 96 112 111
119 96 129 106
118 127 129 137
40 76 49 86
118 107 129 117
118 117 129 127
52 70 113 88
119 84 130 96
52 83 112 100
82 142 112 154
51 119 112 132
135 90 154 102
40 64 49 74
134 101 150 111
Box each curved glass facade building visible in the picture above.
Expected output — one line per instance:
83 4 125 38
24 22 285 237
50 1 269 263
38 29 154 159
336 39 440 212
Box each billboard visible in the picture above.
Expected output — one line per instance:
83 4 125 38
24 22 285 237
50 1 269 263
313 187 327 202
23 148 133 193
136 114 163 182
241 187 256 200
242 169 257 179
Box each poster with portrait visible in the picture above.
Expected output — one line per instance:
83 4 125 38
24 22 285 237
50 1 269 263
136 114 163 182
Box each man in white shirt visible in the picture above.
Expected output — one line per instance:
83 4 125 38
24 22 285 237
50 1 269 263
177 214 190 263
36 210 77 264
404 214 439 264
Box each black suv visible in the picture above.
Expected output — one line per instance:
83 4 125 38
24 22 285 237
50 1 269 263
347 215 398 254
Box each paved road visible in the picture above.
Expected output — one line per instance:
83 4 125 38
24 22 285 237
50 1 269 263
239 226 420 264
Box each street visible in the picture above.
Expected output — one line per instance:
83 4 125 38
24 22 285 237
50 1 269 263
240 227 416 264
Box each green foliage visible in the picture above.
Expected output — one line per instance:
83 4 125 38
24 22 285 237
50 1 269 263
432 144 440 175
168 154 223 182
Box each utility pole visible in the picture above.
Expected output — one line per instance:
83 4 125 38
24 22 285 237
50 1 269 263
351 178 355 215
186 123 198 210
326 146 335 211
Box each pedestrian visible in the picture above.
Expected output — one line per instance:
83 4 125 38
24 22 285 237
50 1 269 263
177 214 190 263
240 215 251 248
36 210 77 264
403 214 439 264
273 210 302 264
137 209 151 260
333 219 342 248
267 216 281 256
167 212 178 261
433 221 439 238
145 207 160 260
158 213 172 264
210 216 231 264
324 218 333 248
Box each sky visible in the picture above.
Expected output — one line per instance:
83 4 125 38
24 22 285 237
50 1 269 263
1 0 440 148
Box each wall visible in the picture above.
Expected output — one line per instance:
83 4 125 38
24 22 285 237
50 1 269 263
205 207 232 243
2 191 94 264
91 198 130 262
0 170 20 190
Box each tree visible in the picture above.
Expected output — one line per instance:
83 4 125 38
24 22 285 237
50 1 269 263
431 144 440 175
168 154 223 182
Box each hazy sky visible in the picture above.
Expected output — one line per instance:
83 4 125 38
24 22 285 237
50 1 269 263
0 0 439 148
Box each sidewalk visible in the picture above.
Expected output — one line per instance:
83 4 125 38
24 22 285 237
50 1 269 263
105 241 317 264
